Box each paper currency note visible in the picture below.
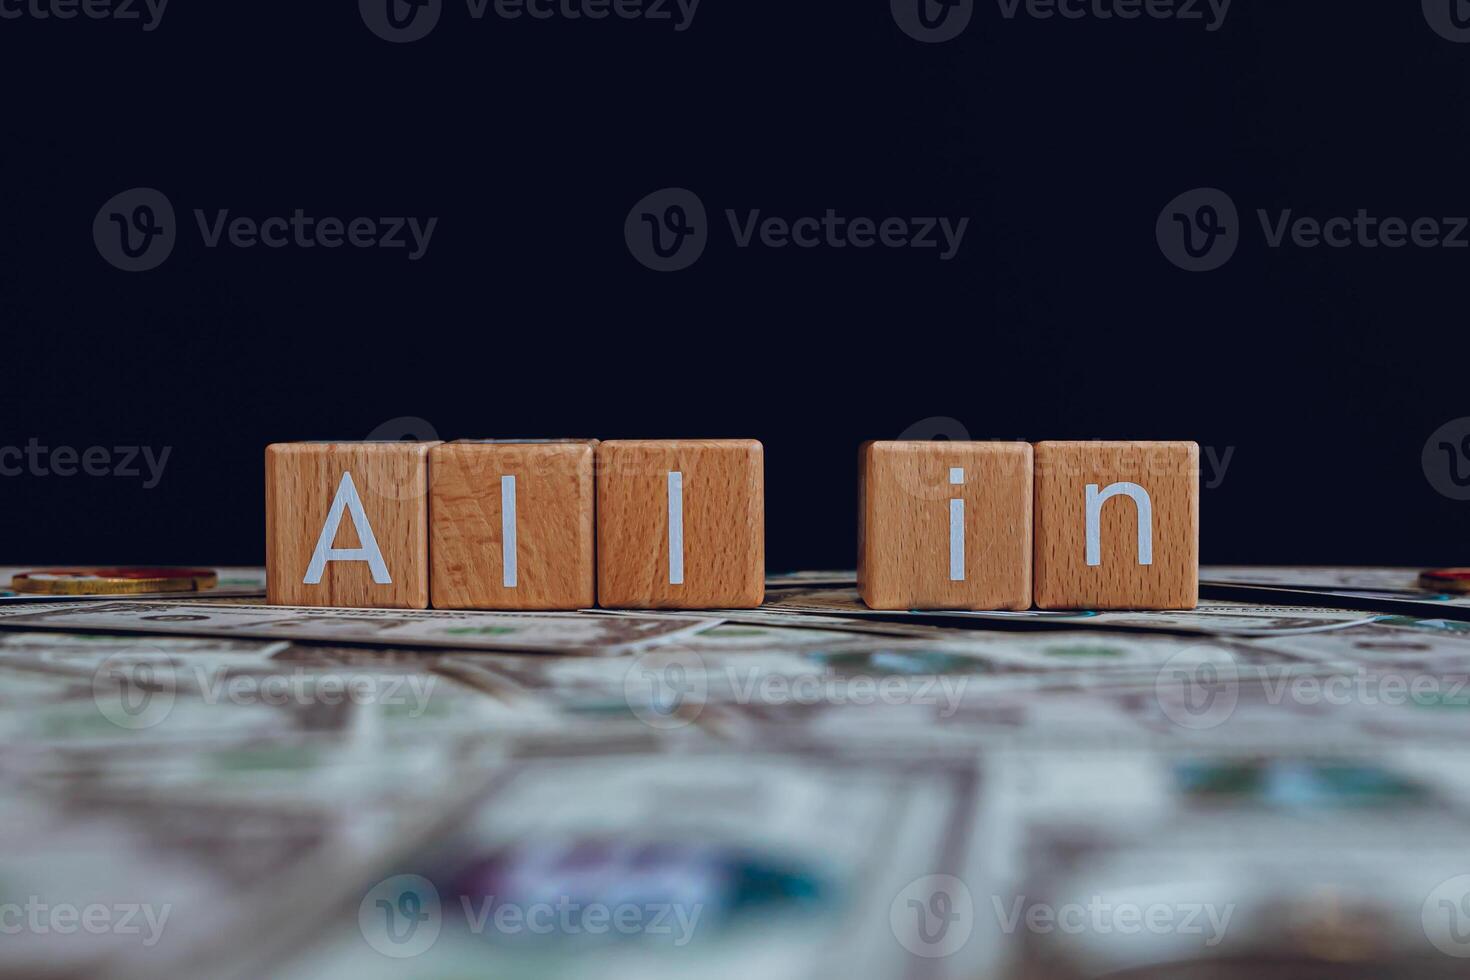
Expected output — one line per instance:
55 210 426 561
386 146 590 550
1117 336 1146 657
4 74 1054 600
0 602 723 655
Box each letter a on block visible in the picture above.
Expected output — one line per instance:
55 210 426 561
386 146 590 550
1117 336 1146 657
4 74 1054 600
266 441 434 608
1085 482 1153 567
304 472 392 584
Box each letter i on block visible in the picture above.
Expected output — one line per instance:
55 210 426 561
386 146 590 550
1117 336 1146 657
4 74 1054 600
1033 441 1199 610
265 441 439 608
596 440 764 609
858 442 1033 610
429 440 597 610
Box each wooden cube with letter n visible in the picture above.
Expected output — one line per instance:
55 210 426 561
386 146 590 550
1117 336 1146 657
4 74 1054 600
1033 441 1198 610
429 439 596 610
265 441 438 609
596 439 764 609
859 441 1033 610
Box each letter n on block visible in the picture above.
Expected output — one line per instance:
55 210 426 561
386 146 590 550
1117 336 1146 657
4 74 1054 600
265 441 439 608
1033 441 1198 610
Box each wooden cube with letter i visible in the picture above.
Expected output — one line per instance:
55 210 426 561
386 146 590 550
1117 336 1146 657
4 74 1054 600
429 439 597 610
265 441 439 609
596 439 764 609
1033 441 1199 610
859 441 1033 610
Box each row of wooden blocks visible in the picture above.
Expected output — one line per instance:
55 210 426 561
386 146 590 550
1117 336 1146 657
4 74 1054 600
264 439 1199 611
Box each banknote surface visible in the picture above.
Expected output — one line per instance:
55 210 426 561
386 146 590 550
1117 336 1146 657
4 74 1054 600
0 567 1468 978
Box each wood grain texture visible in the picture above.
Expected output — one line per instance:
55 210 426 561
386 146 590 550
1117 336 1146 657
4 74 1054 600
265 442 437 609
596 439 764 609
429 440 596 610
858 441 1032 610
1033 441 1198 610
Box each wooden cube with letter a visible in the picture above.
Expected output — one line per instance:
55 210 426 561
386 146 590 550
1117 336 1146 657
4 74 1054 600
429 440 596 610
1033 441 1198 610
859 441 1033 610
596 439 764 609
265 441 437 609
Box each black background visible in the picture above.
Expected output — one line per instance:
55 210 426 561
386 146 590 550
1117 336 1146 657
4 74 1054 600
2 0 1468 572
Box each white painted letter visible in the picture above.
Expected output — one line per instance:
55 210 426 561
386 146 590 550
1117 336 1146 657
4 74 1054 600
303 472 392 584
501 475 517 588
1085 482 1153 567
949 467 965 581
668 471 684 585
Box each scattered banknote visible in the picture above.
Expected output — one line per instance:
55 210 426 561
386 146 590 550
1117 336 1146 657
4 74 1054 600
748 587 1380 636
0 602 722 655
2 569 1470 979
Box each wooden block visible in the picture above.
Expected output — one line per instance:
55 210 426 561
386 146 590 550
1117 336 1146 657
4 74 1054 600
1033 441 1198 610
858 441 1033 610
265 441 438 609
596 440 764 609
429 440 596 610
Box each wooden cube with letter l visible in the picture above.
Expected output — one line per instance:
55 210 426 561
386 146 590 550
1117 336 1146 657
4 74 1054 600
596 439 764 609
859 441 1033 610
265 441 438 609
1033 441 1199 610
429 439 596 610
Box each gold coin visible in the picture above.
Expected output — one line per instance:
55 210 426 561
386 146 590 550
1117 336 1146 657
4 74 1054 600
11 568 219 596
1419 568 1470 595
